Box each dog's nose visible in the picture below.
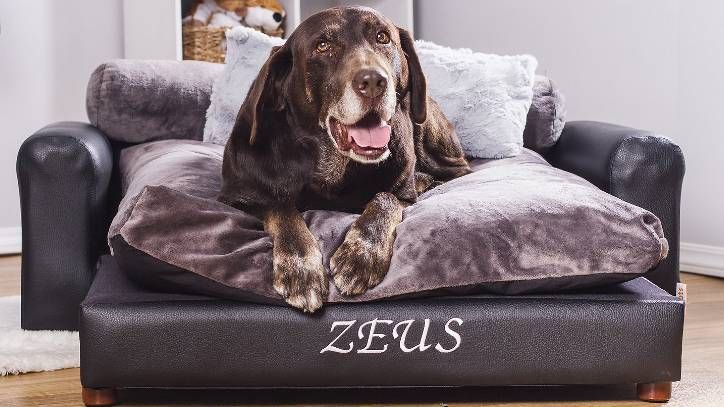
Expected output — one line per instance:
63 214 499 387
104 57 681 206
353 69 387 99
273 12 283 22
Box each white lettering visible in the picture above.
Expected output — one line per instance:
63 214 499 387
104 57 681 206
321 318 464 354
434 318 463 353
392 318 432 352
320 320 356 354
357 319 393 353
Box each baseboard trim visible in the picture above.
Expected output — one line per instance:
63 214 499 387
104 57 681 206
0 226 22 255
681 242 724 278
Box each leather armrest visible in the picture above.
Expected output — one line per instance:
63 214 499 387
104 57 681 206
17 122 113 330
546 121 685 294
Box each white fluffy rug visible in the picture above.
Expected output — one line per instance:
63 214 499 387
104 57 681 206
0 296 79 375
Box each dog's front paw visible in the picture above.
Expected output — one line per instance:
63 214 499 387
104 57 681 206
330 227 392 296
273 248 328 313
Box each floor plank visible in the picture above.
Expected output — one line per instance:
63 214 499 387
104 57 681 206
0 255 21 297
1 255 722 406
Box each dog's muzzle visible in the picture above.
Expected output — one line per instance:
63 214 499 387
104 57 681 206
324 64 396 164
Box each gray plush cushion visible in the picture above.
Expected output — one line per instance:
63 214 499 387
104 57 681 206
85 60 563 151
108 139 224 240
86 60 223 144
523 75 567 153
108 140 667 302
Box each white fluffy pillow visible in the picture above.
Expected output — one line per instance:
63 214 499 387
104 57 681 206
415 41 536 158
204 28 284 145
203 27 537 158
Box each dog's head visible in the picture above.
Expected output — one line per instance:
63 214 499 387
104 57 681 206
232 6 427 164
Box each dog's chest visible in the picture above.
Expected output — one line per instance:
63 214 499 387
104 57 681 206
307 142 399 208
310 141 350 195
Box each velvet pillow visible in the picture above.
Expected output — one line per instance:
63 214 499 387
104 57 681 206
86 60 224 144
202 27 537 158
108 140 668 303
523 75 567 154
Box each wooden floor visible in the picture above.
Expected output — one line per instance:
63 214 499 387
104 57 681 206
1 254 722 406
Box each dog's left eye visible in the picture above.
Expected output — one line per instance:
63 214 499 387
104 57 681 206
376 31 390 44
316 40 330 53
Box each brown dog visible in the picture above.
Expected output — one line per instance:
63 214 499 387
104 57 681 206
219 6 470 312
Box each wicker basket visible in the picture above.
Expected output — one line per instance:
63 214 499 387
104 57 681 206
183 25 284 63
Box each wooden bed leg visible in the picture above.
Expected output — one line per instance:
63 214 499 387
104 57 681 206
637 381 672 402
82 387 117 406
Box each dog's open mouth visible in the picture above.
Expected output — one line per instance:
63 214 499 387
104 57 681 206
328 113 391 161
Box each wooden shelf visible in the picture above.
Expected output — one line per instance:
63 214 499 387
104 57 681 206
123 0 413 60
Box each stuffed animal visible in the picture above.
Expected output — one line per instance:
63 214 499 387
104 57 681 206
183 0 285 35
183 0 219 26
243 0 285 34
208 12 243 28
184 0 246 27
210 0 247 27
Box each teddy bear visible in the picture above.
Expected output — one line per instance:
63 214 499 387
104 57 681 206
242 0 285 34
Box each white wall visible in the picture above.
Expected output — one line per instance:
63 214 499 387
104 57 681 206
676 1 724 274
416 0 724 274
417 0 679 137
298 0 413 31
123 0 181 59
0 0 124 251
0 0 722 271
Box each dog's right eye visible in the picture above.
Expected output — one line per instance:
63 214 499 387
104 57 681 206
376 31 391 44
316 40 330 53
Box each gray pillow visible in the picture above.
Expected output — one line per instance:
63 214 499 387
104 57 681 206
523 75 567 153
85 59 562 152
86 60 223 144
108 140 667 302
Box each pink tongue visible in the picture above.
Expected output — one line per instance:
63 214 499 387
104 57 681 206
348 122 391 148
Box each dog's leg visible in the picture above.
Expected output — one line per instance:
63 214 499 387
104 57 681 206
331 192 404 296
414 172 443 195
264 207 328 312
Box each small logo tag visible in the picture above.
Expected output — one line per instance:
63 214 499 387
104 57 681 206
676 282 687 303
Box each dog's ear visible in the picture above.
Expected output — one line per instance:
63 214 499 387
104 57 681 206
231 45 291 146
397 27 427 124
